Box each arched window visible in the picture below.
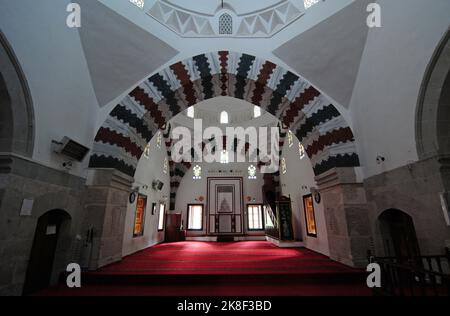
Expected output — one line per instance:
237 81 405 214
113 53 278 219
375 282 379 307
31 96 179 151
219 13 233 35
220 150 229 164
304 0 319 9
220 111 229 124
187 106 195 118
143 143 151 159
288 130 294 148
299 143 306 160
193 165 202 180
254 106 261 118
281 158 287 175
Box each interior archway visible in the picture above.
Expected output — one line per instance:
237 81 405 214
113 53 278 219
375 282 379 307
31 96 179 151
0 31 34 157
416 30 450 159
89 52 360 202
377 209 420 262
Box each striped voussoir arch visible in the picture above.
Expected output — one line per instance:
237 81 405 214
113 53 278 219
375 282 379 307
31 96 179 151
89 51 360 208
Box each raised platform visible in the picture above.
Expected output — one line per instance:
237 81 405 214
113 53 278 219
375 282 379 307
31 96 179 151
37 241 371 296
185 235 267 242
266 236 305 248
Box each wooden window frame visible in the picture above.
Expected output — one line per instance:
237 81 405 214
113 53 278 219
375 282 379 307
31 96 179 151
187 204 204 231
247 204 265 231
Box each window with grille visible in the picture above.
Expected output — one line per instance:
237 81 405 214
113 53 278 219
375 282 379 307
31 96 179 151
219 13 233 35
193 165 202 180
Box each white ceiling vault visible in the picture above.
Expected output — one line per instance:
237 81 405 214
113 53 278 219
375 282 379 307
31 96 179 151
77 0 178 107
147 0 306 38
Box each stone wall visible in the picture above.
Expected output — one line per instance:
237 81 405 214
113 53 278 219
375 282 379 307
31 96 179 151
0 154 86 295
83 169 133 269
364 156 450 256
316 168 372 267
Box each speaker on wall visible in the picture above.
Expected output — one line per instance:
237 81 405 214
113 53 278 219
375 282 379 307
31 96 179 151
152 180 164 191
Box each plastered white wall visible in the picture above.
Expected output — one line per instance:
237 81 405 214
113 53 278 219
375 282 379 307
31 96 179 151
122 136 171 256
350 0 450 179
175 162 265 237
0 0 99 177
2 0 449 186
279 137 330 256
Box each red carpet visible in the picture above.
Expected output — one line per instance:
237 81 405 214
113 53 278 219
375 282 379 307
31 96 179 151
89 241 363 275
37 241 372 296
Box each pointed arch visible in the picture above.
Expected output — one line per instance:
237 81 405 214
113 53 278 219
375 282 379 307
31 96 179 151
0 30 35 157
89 52 360 208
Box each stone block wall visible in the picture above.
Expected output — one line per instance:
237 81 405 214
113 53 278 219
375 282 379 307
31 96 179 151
364 156 450 256
0 154 86 295
83 169 133 269
316 168 372 267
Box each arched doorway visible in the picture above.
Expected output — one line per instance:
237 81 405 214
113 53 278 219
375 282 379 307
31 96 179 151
22 210 71 295
378 209 420 261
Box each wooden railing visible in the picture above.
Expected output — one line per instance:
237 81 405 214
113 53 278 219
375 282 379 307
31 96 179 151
263 203 278 240
368 248 450 296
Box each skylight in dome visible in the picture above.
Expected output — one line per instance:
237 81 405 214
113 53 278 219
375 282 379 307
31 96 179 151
129 0 144 9
304 0 319 9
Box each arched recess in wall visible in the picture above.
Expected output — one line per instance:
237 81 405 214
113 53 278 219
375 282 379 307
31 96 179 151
416 29 450 159
0 31 35 157
162 114 305 210
89 52 361 208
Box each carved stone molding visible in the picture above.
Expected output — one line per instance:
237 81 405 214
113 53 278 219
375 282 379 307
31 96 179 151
148 0 305 38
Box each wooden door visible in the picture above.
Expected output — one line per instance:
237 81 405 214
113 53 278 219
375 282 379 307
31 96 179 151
22 211 65 295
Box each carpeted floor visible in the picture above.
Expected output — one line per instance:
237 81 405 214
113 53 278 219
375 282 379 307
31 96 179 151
37 241 372 296
90 241 363 275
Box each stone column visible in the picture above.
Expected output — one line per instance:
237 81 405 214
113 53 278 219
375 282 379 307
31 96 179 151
315 167 371 267
83 169 133 270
